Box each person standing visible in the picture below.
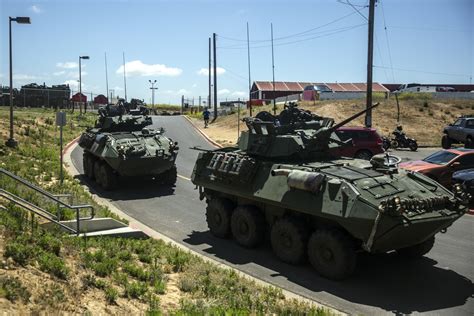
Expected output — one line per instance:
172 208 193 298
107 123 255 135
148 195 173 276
203 108 210 128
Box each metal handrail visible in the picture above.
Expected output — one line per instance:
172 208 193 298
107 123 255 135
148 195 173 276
0 191 77 234
0 168 95 235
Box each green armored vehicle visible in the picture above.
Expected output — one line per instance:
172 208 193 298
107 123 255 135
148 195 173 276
191 103 469 280
79 114 178 190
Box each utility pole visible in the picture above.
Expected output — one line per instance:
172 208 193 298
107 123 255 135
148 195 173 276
247 22 252 116
149 80 157 106
213 33 217 121
123 52 127 102
271 23 276 115
104 52 109 103
365 0 376 128
208 37 211 110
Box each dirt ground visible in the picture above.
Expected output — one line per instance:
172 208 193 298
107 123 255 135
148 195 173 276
189 99 473 146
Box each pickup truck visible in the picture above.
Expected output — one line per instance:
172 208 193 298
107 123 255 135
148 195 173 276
442 116 474 149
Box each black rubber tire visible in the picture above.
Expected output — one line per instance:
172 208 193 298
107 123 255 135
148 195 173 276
390 139 399 149
206 198 234 238
441 134 451 149
83 154 95 179
93 161 102 186
83 153 91 178
397 236 435 258
98 163 117 190
409 140 418 152
160 165 177 185
271 218 309 264
231 206 265 248
307 229 357 280
465 136 473 149
354 150 373 160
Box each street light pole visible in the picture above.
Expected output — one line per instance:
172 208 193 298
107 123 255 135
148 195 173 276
6 16 31 148
149 80 157 106
78 55 89 115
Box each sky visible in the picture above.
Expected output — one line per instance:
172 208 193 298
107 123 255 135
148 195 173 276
0 0 472 104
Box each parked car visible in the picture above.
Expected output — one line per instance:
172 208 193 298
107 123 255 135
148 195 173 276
332 127 384 160
400 148 474 188
452 168 474 206
442 116 474 149
303 85 332 101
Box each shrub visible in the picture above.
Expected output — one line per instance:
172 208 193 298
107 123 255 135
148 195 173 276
0 276 31 303
124 281 148 299
4 242 35 266
105 286 118 304
38 252 69 279
123 262 150 282
38 233 61 256
92 257 118 277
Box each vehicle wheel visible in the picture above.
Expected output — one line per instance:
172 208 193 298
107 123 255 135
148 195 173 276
465 136 473 149
397 236 435 258
441 134 451 149
98 163 118 190
83 153 90 177
409 141 418 151
93 161 102 185
307 229 357 280
271 217 309 264
161 165 177 185
354 150 373 160
390 139 399 149
206 198 234 238
382 138 390 151
83 154 95 179
231 205 265 248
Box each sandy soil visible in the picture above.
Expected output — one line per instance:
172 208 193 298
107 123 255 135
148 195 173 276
189 99 473 146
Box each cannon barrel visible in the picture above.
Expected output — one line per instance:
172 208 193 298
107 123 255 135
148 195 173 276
329 102 379 132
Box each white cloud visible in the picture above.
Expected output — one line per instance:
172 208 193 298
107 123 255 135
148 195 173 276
113 86 124 91
177 89 188 94
192 83 197 88
53 71 66 76
30 5 42 14
64 80 80 90
231 91 246 97
116 60 182 77
197 67 226 76
14 74 38 81
218 89 230 95
56 62 78 69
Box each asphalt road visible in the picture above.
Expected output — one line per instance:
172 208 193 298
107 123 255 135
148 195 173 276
71 116 474 315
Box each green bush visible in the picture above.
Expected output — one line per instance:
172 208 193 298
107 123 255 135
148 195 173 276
38 252 69 279
105 286 118 304
92 258 118 277
0 276 31 303
38 233 62 256
4 242 35 266
124 281 148 299
123 262 151 282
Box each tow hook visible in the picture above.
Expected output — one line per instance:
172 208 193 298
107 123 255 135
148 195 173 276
440 228 447 234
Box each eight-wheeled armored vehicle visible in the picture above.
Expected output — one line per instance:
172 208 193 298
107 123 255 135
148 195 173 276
79 113 178 189
191 103 469 280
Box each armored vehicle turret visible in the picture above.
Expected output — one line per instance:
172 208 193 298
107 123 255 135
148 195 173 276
191 103 469 280
79 112 178 189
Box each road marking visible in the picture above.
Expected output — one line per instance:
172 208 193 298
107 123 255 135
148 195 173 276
178 174 191 181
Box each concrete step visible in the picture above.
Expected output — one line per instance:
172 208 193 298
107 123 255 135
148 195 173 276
41 217 148 239
77 226 147 238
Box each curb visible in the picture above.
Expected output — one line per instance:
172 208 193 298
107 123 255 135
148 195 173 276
62 141 344 315
182 115 223 148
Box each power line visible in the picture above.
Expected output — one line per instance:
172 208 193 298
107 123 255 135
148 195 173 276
217 10 359 43
218 24 366 50
380 0 396 82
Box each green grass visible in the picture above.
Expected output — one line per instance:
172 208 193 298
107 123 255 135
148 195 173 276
0 107 332 314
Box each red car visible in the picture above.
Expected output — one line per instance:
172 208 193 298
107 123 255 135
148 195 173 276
332 127 384 160
400 148 474 188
